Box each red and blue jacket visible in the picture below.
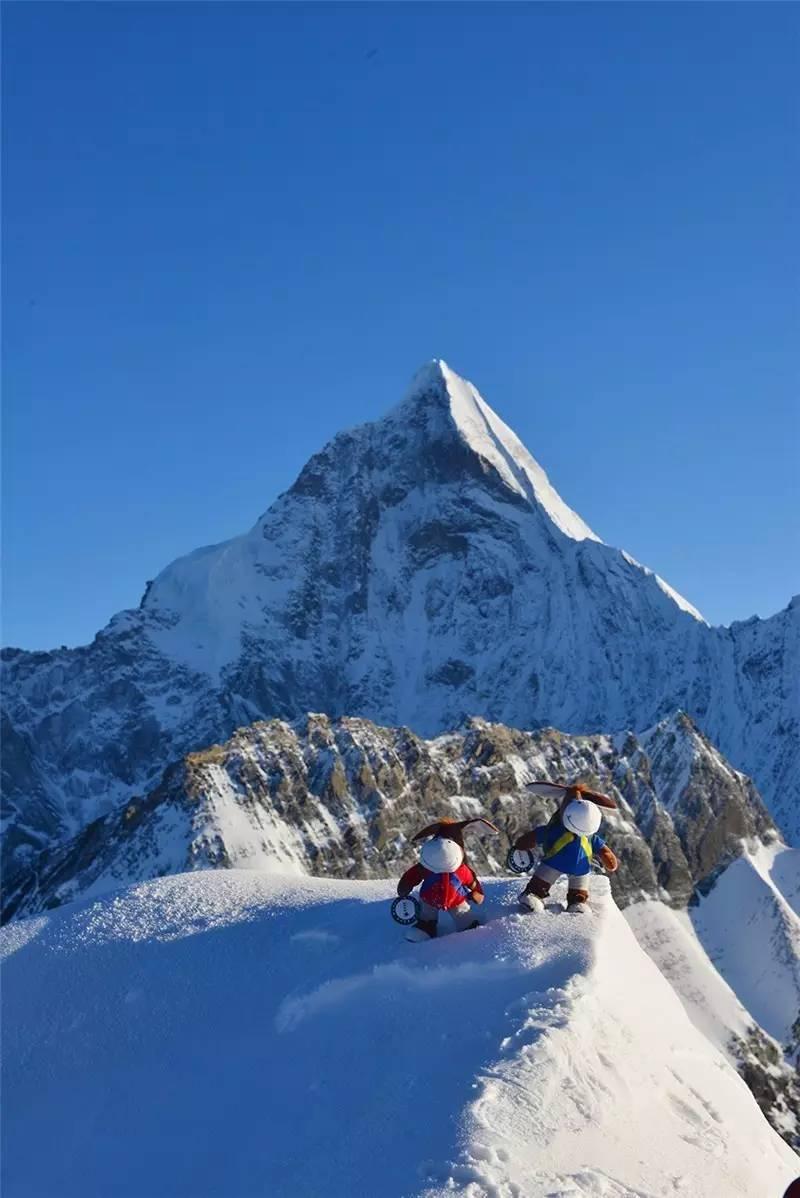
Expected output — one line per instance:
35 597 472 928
397 861 483 911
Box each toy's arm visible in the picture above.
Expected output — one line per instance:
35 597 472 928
512 827 544 852
466 868 485 905
397 863 426 897
598 845 618 873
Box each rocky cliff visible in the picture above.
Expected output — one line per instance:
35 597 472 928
3 710 776 923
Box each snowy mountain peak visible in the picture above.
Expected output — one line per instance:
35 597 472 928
2 359 798 884
398 360 600 543
403 356 450 401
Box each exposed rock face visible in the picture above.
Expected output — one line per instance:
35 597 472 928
638 712 776 883
2 361 798 885
730 1025 800 1151
3 711 776 924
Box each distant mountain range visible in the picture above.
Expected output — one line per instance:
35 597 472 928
4 360 799 1157
3 359 797 884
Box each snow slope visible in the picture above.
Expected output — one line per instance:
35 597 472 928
2 872 796 1198
690 842 800 1049
625 901 753 1054
625 900 799 1144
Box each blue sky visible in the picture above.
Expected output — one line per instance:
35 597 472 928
3 2 798 649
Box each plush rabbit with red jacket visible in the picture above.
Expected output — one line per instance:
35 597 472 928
397 817 498 942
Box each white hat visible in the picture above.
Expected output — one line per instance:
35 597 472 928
420 837 464 872
562 798 602 837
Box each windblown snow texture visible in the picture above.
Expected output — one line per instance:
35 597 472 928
2 360 798 883
2 871 796 1198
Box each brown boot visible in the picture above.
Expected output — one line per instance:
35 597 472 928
526 875 552 900
566 888 589 914
519 874 551 912
405 918 437 942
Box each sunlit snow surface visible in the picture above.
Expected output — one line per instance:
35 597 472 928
2 872 795 1198
689 842 800 1046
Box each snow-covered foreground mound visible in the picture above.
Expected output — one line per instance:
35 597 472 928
2 873 796 1198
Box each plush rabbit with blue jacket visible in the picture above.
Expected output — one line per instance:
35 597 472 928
513 782 618 914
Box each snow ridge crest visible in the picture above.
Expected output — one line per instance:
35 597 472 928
402 359 600 543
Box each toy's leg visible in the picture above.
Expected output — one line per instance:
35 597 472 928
566 874 590 913
405 898 439 941
520 864 559 912
450 901 480 932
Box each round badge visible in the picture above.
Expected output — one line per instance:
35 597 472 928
390 896 421 925
506 848 534 875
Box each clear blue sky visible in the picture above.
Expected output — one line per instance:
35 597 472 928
3 2 798 649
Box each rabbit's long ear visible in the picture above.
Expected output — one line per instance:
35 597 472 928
461 817 500 834
526 781 571 800
412 821 446 841
529 779 617 810
573 785 617 810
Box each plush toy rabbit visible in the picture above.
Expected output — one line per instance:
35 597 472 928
511 782 618 914
396 817 498 942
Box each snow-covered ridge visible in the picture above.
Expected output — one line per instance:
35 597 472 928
2 871 796 1198
620 550 706 622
